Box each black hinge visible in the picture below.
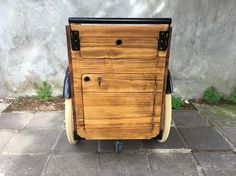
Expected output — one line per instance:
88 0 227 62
158 31 169 51
70 31 80 51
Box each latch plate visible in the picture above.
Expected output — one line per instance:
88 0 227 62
158 31 169 51
71 31 80 51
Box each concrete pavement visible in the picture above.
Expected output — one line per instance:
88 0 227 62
0 108 236 176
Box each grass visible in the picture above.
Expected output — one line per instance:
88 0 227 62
228 90 236 104
33 81 52 101
172 95 184 110
203 86 223 104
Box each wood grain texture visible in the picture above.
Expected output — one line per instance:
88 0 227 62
71 25 169 37
82 74 157 93
80 37 157 59
66 24 170 139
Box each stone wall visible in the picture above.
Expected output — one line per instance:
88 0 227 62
0 0 235 98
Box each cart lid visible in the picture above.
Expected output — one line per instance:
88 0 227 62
68 17 172 25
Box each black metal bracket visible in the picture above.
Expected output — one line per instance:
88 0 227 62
71 31 80 51
74 131 85 140
158 31 169 51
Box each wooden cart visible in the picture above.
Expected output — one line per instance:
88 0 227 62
63 18 173 152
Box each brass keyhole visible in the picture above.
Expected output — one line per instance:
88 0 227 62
97 76 102 86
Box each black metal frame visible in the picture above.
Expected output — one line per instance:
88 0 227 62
166 70 173 94
63 67 71 99
69 17 172 25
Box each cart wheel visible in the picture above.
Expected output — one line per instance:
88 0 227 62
65 98 78 144
115 140 123 153
158 94 172 143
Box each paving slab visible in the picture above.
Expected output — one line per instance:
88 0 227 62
3 129 60 154
194 103 236 127
99 153 151 176
99 140 142 153
0 129 17 152
148 153 199 176
54 130 98 153
143 127 187 149
0 113 33 130
194 152 236 176
178 127 232 151
42 153 98 176
219 127 236 147
24 112 64 130
0 154 47 176
173 110 210 128
0 103 9 112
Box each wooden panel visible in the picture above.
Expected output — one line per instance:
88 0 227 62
83 93 154 117
80 37 157 59
72 57 166 74
82 74 156 93
82 93 158 137
66 23 170 139
71 25 169 38
84 129 156 140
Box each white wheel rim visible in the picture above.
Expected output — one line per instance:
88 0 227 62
158 94 172 143
65 99 78 144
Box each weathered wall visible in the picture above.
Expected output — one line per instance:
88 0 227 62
0 0 236 98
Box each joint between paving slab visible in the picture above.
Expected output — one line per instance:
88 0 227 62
1 152 47 156
40 153 52 176
1 132 19 154
97 154 101 176
176 126 213 128
98 141 101 153
213 127 236 151
198 111 236 151
50 128 64 154
190 153 206 176
173 124 206 176
147 148 191 154
173 125 189 148
146 153 154 176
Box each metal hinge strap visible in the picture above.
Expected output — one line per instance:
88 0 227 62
158 31 169 51
71 31 80 51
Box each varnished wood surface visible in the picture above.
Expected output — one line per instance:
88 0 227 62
71 25 169 38
82 74 157 93
66 24 170 139
80 37 157 59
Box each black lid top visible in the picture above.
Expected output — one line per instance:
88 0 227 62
68 17 172 25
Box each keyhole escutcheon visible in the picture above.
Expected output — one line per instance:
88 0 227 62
97 76 102 86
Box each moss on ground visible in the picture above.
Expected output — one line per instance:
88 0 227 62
209 105 236 118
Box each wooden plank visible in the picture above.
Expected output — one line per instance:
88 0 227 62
85 118 156 128
82 74 156 93
83 92 153 105
84 129 157 140
72 57 166 74
80 37 157 59
71 25 169 38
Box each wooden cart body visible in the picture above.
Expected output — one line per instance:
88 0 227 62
65 18 172 140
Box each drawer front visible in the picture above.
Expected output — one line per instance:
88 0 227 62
80 37 158 59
